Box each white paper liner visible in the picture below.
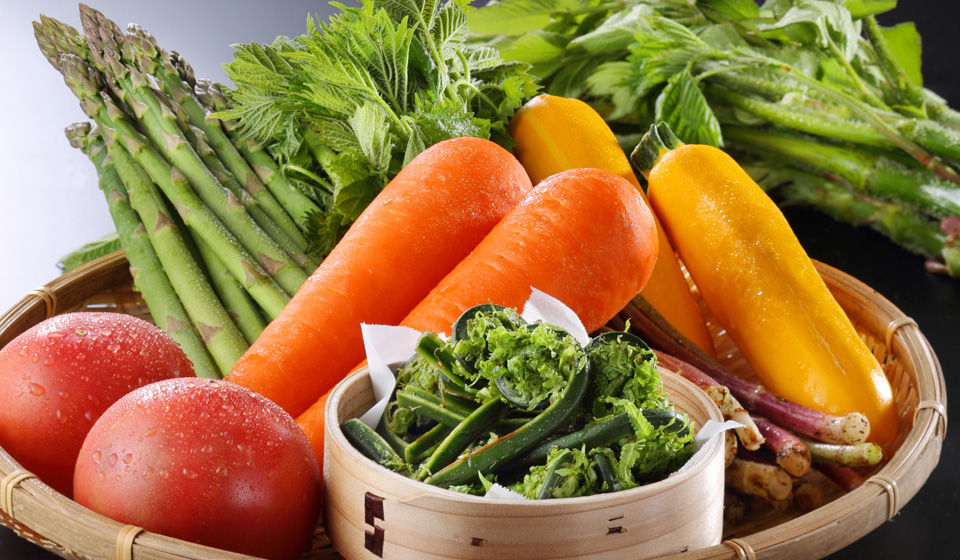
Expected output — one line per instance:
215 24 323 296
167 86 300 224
672 419 742 477
352 287 737 500
356 323 424 428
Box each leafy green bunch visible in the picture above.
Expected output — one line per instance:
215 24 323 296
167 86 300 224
470 0 960 275
218 0 539 255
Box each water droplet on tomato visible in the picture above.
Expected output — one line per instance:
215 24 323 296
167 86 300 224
75 328 88 337
28 383 45 396
31 354 40 363
108 453 118 466
107 343 121 353
144 427 156 437
158 469 169 479
43 356 56 366
201 444 213 453
97 471 105 481
56 410 69 424
143 467 154 480
59 390 69 399
123 454 133 465
183 468 198 480
84 411 94 422
77 353 86 361
92 450 102 464
88 394 100 405
215 465 228 477
101 328 113 337
18 346 28 356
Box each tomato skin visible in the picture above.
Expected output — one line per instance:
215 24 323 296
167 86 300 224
0 312 193 497
74 378 322 560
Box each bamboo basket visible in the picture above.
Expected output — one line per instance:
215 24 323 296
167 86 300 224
0 251 947 560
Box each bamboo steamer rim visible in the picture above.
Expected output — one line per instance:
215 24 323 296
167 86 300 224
324 364 725 508
0 251 948 560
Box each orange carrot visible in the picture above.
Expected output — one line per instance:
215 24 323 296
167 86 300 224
510 95 717 357
295 168 657 461
296 391 329 477
226 137 533 417
400 167 659 336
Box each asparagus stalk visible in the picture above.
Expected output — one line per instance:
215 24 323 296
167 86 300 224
77 4 308 297
724 126 960 221
756 166 949 257
709 81 960 167
96 122 249 376
39 12 316 271
55 52 290 319
124 23 317 246
65 123 221 379
191 233 266 346
191 77 326 230
738 54 960 185
170 108 317 272
707 85 895 149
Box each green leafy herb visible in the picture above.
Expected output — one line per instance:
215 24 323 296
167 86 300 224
396 354 442 393
509 446 597 499
351 299 698 496
217 0 539 255
610 400 695 484
57 231 122 272
585 333 668 418
454 308 585 408
878 22 922 87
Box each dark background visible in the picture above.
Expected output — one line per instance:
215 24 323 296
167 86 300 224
1 1 957 558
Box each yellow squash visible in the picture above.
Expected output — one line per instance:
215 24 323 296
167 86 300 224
632 123 898 444
510 94 716 357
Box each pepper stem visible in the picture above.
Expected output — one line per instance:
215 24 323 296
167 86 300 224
630 122 685 179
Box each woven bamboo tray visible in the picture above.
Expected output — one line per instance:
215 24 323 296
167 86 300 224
0 250 947 560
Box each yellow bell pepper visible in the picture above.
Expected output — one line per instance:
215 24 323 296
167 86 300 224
510 94 716 358
632 123 898 444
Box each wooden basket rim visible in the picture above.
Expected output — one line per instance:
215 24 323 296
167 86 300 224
0 251 948 560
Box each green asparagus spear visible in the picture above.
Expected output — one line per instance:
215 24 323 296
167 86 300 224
65 122 222 379
124 24 319 245
78 4 308 297
55 52 291 319
725 126 960 221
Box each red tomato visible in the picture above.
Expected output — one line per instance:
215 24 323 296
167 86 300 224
0 312 193 497
74 378 322 560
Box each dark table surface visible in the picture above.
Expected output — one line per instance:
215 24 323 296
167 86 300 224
1 1 957 558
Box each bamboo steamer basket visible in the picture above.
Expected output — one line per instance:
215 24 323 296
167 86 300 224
0 251 947 560
323 367 725 560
